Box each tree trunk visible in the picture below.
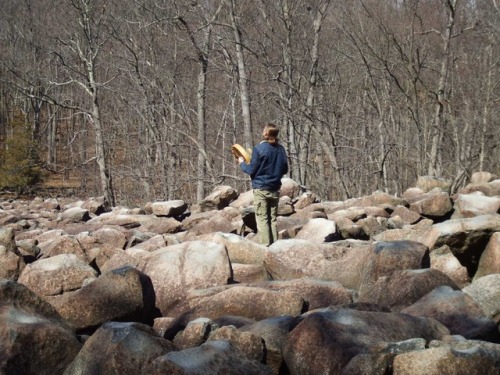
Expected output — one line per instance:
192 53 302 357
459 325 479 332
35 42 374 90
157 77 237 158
228 0 253 150
428 0 457 176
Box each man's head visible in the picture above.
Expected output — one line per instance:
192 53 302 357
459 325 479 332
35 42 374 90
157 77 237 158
263 123 279 144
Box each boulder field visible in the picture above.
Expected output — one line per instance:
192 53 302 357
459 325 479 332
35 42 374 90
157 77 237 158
1 173 499 374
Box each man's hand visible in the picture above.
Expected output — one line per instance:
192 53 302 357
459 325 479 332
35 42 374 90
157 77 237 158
238 157 244 164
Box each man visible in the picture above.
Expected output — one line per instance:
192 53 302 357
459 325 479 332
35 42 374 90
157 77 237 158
238 123 288 246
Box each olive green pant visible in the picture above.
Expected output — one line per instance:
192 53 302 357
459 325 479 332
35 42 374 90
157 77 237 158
253 189 279 246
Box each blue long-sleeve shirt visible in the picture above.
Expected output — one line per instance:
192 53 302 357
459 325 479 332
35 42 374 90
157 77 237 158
240 141 288 191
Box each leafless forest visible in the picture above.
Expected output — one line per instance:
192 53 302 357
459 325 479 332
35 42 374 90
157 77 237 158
0 0 498 207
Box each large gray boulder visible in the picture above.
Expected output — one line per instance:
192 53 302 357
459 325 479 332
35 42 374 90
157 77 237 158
64 322 174 375
0 280 82 375
149 340 274 374
283 307 449 374
208 325 265 363
241 316 301 374
402 286 498 341
358 269 459 311
358 241 430 297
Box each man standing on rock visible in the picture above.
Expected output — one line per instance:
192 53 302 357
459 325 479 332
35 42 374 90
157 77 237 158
238 123 289 246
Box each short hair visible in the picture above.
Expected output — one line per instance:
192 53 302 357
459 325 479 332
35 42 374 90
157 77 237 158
263 123 279 143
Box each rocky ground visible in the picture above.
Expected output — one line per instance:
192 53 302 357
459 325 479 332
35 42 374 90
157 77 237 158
1 172 499 374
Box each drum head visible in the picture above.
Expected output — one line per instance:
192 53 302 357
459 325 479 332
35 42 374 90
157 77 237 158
231 144 252 164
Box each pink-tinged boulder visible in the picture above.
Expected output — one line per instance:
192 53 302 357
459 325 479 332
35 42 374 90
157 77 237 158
328 208 367 223
0 227 26 280
64 322 174 374
183 211 237 237
0 227 18 254
232 263 271 283
264 239 373 290
283 308 449 374
428 339 500 370
276 216 309 239
358 241 430 296
280 177 302 199
357 216 387 238
278 195 295 215
474 232 500 280
16 238 41 259
47 266 157 332
391 205 422 225
18 253 98 297
87 212 142 229
402 286 499 342
149 340 274 374
42 198 61 210
409 190 453 218
241 316 301 374
459 181 500 197
182 210 218 230
392 346 497 375
173 317 218 350
90 226 128 249
358 269 459 311
37 235 89 263
153 317 177 338
428 214 500 275
184 285 304 322
151 200 187 217
463 274 500 321
294 191 318 210
452 193 500 219
81 196 108 215
229 190 254 209
342 353 392 375
100 248 151 273
139 241 232 316
430 245 470 288
255 278 352 310
34 229 65 243
59 206 90 222
199 186 238 212
208 325 265 363
471 172 497 184
0 245 25 280
0 280 82 374
128 234 167 252
138 216 183 234
415 176 452 193
336 217 366 240
372 219 435 246
294 218 338 243
198 232 267 265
